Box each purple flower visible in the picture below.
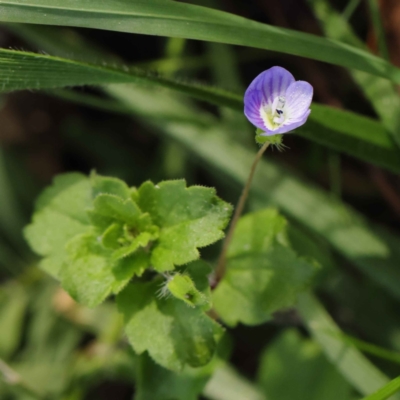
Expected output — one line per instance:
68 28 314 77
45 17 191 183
244 66 313 136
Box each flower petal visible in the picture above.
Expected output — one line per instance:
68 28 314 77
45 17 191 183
285 81 313 122
261 110 311 135
246 66 295 106
244 89 267 131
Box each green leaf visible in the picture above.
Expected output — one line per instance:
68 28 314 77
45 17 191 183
213 209 317 326
117 279 224 371
257 330 352 400
158 260 212 310
90 172 131 200
137 180 232 272
361 376 400 400
111 231 152 260
100 222 123 249
61 232 129 307
112 250 149 290
166 273 208 308
0 48 242 110
184 260 213 311
91 193 157 239
25 209 89 278
25 172 230 308
288 225 336 273
24 173 91 277
34 172 91 223
1 1 400 84
24 172 152 307
61 226 150 307
92 194 143 226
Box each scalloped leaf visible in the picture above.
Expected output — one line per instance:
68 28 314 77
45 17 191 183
213 209 317 326
61 231 147 307
25 173 231 308
117 278 224 371
24 173 91 277
257 330 352 400
165 261 212 309
137 180 232 271
90 173 131 200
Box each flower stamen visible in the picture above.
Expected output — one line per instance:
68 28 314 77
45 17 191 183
260 95 288 131
272 96 286 125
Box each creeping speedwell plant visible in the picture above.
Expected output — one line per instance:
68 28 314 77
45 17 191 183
24 172 231 370
24 67 316 375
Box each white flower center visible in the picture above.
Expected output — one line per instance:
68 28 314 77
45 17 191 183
260 95 287 131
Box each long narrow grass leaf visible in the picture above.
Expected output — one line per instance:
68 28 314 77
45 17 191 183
0 0 400 83
203 363 265 400
366 0 390 60
307 0 400 148
342 0 362 20
298 293 399 398
1 47 398 173
360 376 400 400
338 334 400 365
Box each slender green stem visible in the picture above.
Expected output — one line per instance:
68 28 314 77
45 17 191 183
342 0 362 20
215 142 270 282
366 0 390 61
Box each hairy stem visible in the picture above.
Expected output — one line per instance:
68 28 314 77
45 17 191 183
215 141 270 282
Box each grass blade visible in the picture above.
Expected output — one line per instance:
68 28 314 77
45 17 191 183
0 45 399 174
360 376 400 400
339 334 400 366
298 292 399 398
0 0 400 84
307 0 400 148
203 363 265 400
342 0 362 20
366 0 390 60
